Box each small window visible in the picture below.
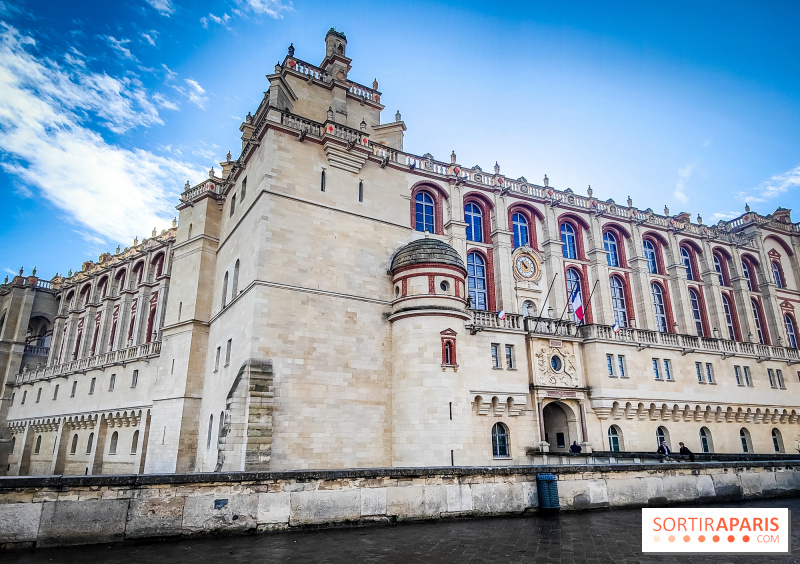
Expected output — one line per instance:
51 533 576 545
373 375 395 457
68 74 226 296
739 428 752 453
358 180 363 202
131 369 139 388
109 431 118 454
320 170 326 192
743 366 753 387
696 362 704 383
663 359 672 381
550 355 563 372
34 435 42 454
86 432 94 454
440 280 449 292
608 426 621 452
443 341 454 365
207 414 214 449
53 384 59 400
776 369 785 389
70 434 78 455
505 345 515 369
89 378 96 394
652 358 661 380
699 427 712 453
36 388 41 403
734 366 743 386
241 177 247 201
21 390 27 404
225 339 232 366
704 363 714 384
772 428 784 453
491 422 510 458
772 262 784 288
229 194 236 217
606 354 615 376
491 344 500 368
214 347 221 372
109 374 116 392
617 355 626 377
70 381 77 397
131 430 139 454
768 369 776 388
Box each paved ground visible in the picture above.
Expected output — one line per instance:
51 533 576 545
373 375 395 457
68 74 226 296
6 496 800 563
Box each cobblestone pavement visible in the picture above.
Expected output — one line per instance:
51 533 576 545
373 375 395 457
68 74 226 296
7 496 800 563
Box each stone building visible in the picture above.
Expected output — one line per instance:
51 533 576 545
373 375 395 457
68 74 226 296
1 29 799 476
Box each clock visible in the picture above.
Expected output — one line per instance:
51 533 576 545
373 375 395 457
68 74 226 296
513 251 540 281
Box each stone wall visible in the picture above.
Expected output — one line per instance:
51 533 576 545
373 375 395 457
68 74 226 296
2 461 800 548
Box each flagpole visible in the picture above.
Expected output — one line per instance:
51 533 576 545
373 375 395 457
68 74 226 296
581 279 600 325
530 272 559 334
555 278 598 334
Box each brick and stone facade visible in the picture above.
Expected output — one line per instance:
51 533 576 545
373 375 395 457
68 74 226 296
1 29 799 476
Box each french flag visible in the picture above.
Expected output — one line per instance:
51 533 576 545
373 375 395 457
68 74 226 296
570 283 584 323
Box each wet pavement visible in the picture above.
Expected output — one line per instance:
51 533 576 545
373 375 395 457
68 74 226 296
6 496 800 563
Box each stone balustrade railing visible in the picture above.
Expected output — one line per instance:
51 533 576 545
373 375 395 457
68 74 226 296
23 345 49 356
15 341 162 384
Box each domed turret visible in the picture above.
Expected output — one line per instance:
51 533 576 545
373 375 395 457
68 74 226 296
390 238 465 273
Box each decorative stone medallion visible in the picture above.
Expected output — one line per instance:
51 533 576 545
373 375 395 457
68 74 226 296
535 344 578 387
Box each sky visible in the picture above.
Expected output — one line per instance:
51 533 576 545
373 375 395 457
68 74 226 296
1 1 799 280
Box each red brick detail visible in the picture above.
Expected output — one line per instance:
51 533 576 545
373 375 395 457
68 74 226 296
766 235 794 257
643 233 668 276
507 203 543 250
428 274 435 294
391 263 467 277
780 300 795 311
722 291 742 342
602 224 630 268
558 215 588 261
410 184 445 235
440 329 457 366
623 272 636 324
751 296 771 345
487 248 497 312
464 195 493 245
454 277 461 298
651 280 675 333
401 278 407 297
689 285 711 337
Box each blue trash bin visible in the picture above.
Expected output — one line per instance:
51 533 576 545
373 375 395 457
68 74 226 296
537 473 560 509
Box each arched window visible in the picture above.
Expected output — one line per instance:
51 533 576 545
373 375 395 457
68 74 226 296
772 428 785 453
651 283 668 333
699 427 713 453
34 435 42 454
713 253 729 286
722 294 737 341
522 300 536 317
688 288 704 337
207 414 214 449
467 253 487 311
566 268 583 324
230 194 236 217
785 314 798 349
742 259 756 291
751 299 766 344
320 170 325 192
643 239 658 274
70 433 78 455
131 430 139 454
109 431 118 454
604 232 619 267
465 203 483 243
561 223 577 259
608 426 622 452
739 428 752 453
681 247 693 280
415 192 435 233
444 341 453 365
232 260 240 298
656 426 670 449
491 422 510 458
222 272 229 308
609 276 628 328
86 432 94 454
772 262 784 288
512 213 529 249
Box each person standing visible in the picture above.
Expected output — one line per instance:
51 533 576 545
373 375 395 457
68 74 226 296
570 441 582 454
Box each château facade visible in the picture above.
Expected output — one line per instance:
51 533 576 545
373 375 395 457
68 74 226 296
1 30 799 476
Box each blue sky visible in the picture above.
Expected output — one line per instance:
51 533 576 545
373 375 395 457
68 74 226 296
1 1 799 279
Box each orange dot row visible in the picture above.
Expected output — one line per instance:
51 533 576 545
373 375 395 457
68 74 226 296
654 534 751 543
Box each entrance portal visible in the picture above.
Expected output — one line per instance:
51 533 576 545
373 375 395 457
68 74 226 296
542 401 580 452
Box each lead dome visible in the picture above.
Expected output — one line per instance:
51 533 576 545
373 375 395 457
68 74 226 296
390 238 465 273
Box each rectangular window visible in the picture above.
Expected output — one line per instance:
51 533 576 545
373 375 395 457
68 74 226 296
109 374 116 392
768 368 776 388
230 194 236 217
776 369 785 389
734 366 743 386
225 339 232 366
36 388 41 403
89 378 96 395
171 359 175 375
53 384 59 400
618 355 626 377
652 358 660 380
21 390 27 404
663 359 672 381
214 347 221 372
491 344 500 368
744 366 753 387
696 362 704 383
705 363 714 384
71 381 77 397
358 180 364 202
606 354 615 376
241 177 247 201
505 345 514 369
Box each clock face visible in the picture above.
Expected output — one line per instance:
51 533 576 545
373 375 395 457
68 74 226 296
515 255 537 279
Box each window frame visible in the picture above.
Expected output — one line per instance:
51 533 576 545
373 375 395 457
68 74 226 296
561 222 578 260
609 275 629 328
680 246 694 280
414 191 435 233
467 251 489 311
604 231 620 267
511 212 529 249
785 314 798 349
491 422 510 458
464 202 484 243
688 287 705 337
643 238 659 274
772 261 784 288
651 282 669 333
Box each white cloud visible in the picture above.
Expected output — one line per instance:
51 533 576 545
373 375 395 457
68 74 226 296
181 78 209 110
152 92 179 111
673 162 695 203
710 211 740 222
100 35 137 61
738 166 800 204
145 0 174 17
141 30 159 46
241 0 292 18
161 63 177 79
0 24 205 246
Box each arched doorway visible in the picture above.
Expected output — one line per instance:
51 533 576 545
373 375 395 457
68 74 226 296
542 401 579 452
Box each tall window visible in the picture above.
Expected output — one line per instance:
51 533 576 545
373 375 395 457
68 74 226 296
467 252 487 311
222 272 229 308
415 192 434 233
772 262 784 288
739 428 751 453
722 294 736 341
70 434 78 455
656 426 667 448
86 432 94 454
699 428 711 453
207 414 214 449
643 239 658 274
465 203 483 243
492 422 510 458
681 247 693 280
604 232 619 267
651 283 668 332
232 259 240 298
772 428 784 453
512 213 529 249
751 299 766 344
608 426 621 452
320 170 325 192
566 268 583 324
742 260 756 291
688 288 704 336
561 223 577 259
785 314 798 348
109 431 118 454
609 276 627 327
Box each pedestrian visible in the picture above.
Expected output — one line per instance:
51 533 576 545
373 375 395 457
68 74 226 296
678 442 695 462
569 441 582 454
657 440 670 456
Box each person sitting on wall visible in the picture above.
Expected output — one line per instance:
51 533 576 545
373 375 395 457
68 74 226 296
569 441 582 454
657 440 671 460
678 442 695 462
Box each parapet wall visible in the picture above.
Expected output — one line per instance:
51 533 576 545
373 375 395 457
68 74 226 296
2 462 800 548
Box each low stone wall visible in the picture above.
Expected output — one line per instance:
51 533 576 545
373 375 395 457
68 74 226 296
2 462 800 548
